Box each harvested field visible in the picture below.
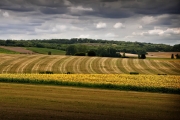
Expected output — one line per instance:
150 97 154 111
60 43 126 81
147 52 180 58
0 83 180 120
0 54 180 74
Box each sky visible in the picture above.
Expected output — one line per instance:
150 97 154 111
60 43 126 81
0 0 180 45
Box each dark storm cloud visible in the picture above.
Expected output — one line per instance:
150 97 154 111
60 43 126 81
100 0 180 15
40 7 67 15
0 0 180 17
101 0 119 2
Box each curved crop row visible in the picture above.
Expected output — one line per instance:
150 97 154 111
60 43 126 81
0 54 179 75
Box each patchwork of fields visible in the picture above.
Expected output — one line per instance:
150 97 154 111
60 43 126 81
0 54 180 74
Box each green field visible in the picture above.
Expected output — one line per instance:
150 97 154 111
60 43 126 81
0 54 180 74
26 47 66 55
0 83 179 120
0 47 19 54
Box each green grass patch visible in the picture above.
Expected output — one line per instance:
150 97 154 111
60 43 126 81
0 47 19 54
26 47 66 55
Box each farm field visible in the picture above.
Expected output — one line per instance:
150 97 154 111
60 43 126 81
26 47 66 55
147 52 180 58
0 74 179 94
0 47 19 54
0 46 35 54
0 83 180 120
0 54 180 74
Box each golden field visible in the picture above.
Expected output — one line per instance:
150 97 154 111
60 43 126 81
0 74 179 90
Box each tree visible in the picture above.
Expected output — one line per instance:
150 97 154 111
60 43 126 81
122 52 126 58
175 54 180 59
171 54 174 59
66 45 78 55
48 51 51 55
88 50 96 56
140 54 146 59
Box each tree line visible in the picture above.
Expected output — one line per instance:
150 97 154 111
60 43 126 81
0 39 180 55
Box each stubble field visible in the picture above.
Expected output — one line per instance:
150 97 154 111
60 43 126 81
0 83 180 120
0 54 180 74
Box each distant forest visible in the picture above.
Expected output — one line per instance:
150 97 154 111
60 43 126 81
0 39 180 56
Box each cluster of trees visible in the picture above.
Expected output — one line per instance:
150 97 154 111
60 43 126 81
66 45 120 57
171 54 180 59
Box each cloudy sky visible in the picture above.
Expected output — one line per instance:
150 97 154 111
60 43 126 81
0 0 180 45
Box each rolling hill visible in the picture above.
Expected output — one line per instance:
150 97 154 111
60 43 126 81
0 54 179 75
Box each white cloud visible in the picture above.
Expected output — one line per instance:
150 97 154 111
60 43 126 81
132 28 180 36
78 34 90 38
70 26 84 31
124 35 134 40
141 16 156 24
70 6 93 12
63 0 72 6
52 25 67 32
2 11 9 17
96 22 107 29
165 28 180 34
113 22 125 28
105 33 118 38
138 25 143 29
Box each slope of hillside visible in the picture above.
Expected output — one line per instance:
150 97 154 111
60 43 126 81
0 54 179 75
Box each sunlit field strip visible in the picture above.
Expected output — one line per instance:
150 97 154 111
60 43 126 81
56 56 70 73
23 55 46 73
37 56 55 72
6 56 29 73
88 57 96 74
162 61 180 74
79 57 90 74
116 58 128 73
122 58 134 73
91 57 102 73
31 56 49 73
12 55 36 73
17 55 41 73
0 55 21 73
51 56 66 73
0 57 14 73
0 74 179 94
97 57 105 73
127 59 140 73
143 60 162 74
0 54 180 74
105 58 115 73
1 55 26 73
45 56 65 72
171 61 180 70
61 56 77 73
151 60 170 75
140 59 156 74
110 58 122 74
72 57 83 73
134 59 151 74
155 60 178 75
100 57 110 73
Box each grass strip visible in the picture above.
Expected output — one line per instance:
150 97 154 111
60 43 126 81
0 77 179 94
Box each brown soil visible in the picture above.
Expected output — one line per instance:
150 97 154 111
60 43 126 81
0 46 36 54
